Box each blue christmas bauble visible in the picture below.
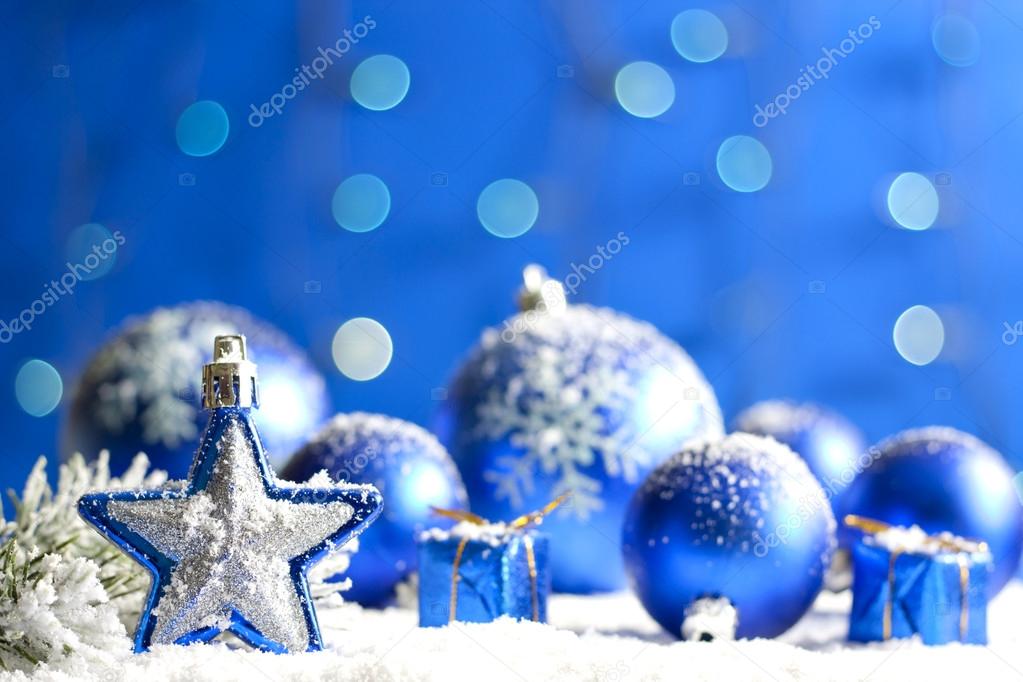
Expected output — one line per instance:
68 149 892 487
436 302 723 594
62 301 330 478
840 426 1023 597
733 400 866 513
281 412 469 606
622 433 836 639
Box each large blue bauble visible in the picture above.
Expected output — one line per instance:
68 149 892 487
436 304 723 594
733 400 866 513
623 433 836 639
62 301 330 478
840 427 1023 597
281 412 469 606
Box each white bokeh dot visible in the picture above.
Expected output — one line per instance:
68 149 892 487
887 172 939 230
671 9 728 63
332 317 393 381
350 55 411 111
932 15 980 67
476 178 539 238
614 61 675 118
175 100 229 157
716 135 772 192
15 359 63 417
65 223 118 280
332 174 391 233
893 305 944 366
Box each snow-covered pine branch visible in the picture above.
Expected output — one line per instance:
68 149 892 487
3 452 161 622
0 538 127 672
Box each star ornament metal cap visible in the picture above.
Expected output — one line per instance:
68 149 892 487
78 334 383 653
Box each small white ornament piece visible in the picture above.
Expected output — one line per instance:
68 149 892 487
681 596 738 642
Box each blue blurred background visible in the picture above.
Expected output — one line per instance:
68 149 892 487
3 0 1023 495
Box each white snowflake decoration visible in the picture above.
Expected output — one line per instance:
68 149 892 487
471 305 722 519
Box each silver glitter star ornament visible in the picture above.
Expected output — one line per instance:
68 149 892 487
79 334 383 653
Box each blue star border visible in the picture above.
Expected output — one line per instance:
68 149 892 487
78 407 384 653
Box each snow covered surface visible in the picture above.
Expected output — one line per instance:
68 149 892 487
870 523 989 557
9 580 1023 681
419 520 522 546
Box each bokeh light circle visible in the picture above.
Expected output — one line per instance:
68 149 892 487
887 172 939 230
332 174 391 233
332 317 393 381
932 15 980 67
614 61 675 118
476 178 539 238
175 100 229 157
671 9 728 63
350 55 411 111
716 135 772 192
65 223 118 280
893 305 945 366
15 359 63 417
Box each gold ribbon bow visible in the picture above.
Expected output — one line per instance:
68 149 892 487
432 493 571 624
844 514 987 641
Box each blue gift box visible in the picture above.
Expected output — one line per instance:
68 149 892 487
418 524 550 627
847 520 991 645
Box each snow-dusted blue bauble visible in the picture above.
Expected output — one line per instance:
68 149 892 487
841 427 1023 597
62 301 329 478
733 400 866 513
622 433 836 639
436 303 723 593
281 412 469 606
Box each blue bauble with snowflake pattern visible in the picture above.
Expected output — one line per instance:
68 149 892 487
623 433 836 640
435 267 723 593
733 400 866 514
62 301 330 478
840 426 1023 597
281 412 469 606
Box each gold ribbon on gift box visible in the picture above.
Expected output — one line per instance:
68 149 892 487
844 514 988 641
431 493 571 624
